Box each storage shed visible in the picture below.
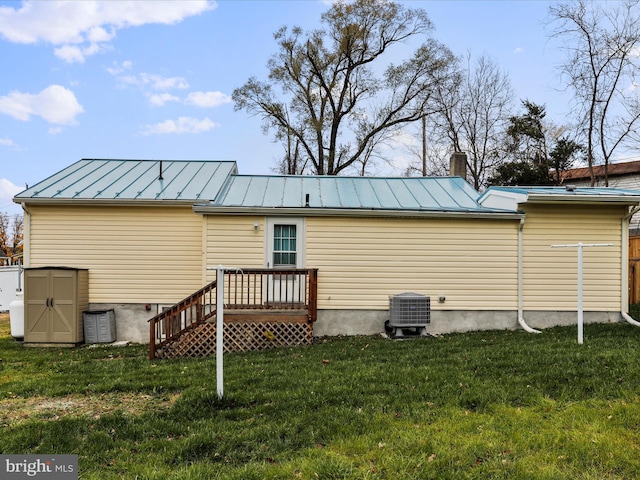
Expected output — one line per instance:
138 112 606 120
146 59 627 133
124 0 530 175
23 267 88 344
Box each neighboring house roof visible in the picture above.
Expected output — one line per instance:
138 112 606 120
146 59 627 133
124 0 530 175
562 160 640 182
193 174 518 218
479 185 640 211
14 159 238 204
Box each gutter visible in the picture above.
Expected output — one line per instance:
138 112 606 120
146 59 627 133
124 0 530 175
621 204 640 327
517 217 541 334
21 203 31 268
527 194 640 205
14 199 523 221
13 198 199 208
192 205 524 221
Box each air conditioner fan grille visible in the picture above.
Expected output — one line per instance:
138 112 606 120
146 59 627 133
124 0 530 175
389 293 430 327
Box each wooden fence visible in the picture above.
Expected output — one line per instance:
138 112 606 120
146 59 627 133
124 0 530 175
630 236 640 305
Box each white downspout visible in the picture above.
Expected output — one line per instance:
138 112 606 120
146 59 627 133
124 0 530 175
518 217 541 333
21 203 31 268
621 205 640 327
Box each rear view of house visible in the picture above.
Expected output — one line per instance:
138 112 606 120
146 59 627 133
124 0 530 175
14 159 640 346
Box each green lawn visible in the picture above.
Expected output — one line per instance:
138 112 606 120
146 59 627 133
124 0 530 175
1 314 640 479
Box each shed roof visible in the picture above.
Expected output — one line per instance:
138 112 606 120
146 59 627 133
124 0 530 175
14 159 238 204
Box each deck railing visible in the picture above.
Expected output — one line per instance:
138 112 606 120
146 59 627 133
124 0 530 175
149 268 318 359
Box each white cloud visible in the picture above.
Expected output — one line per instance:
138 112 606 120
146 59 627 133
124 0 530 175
147 90 231 107
513 47 525 54
185 91 232 108
87 25 114 43
107 60 132 76
0 1 215 62
0 178 24 208
140 116 219 135
54 44 84 63
147 93 180 107
389 129 418 148
107 64 230 110
0 85 84 125
0 178 23 196
57 45 84 63
0 137 18 149
117 72 189 91
146 74 190 91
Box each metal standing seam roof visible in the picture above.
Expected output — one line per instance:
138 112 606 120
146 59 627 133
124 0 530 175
208 175 507 213
481 185 640 202
14 159 238 203
477 185 640 212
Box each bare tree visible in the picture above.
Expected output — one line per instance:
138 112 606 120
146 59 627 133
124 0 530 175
11 215 23 260
0 213 23 265
273 135 306 175
272 108 309 175
550 0 640 186
233 0 458 176
430 53 514 189
402 114 451 177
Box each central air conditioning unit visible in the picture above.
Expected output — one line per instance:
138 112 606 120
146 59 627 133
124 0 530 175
387 292 430 338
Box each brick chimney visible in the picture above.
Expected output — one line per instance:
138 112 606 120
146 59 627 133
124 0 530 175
449 152 467 180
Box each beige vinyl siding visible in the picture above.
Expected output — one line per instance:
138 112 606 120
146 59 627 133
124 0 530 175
204 215 265 280
522 204 625 311
28 205 203 303
306 216 519 310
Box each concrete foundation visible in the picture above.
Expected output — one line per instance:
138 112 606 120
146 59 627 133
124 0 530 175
314 309 624 337
88 303 155 344
314 309 388 336
87 304 627 343
521 310 622 329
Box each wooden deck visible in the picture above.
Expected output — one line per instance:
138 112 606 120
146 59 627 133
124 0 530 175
148 268 318 359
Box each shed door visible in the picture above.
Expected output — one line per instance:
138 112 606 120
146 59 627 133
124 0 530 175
49 270 77 342
266 218 305 303
24 270 50 342
24 269 77 343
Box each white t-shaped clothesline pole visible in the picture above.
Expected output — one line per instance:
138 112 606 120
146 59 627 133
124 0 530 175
550 243 612 344
216 266 224 399
206 265 243 399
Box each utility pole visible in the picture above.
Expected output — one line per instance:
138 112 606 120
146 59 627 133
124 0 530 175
421 115 427 177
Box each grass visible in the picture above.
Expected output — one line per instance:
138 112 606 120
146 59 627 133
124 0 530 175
1 314 640 479
629 303 640 320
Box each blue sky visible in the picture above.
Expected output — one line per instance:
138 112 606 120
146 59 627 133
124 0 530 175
0 0 561 216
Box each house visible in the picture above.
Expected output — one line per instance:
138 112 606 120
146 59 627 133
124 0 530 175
561 160 640 189
562 160 640 234
14 158 640 345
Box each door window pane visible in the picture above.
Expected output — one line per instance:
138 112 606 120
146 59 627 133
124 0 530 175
273 224 297 267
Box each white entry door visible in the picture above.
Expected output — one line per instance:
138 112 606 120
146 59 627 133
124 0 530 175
266 218 305 304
